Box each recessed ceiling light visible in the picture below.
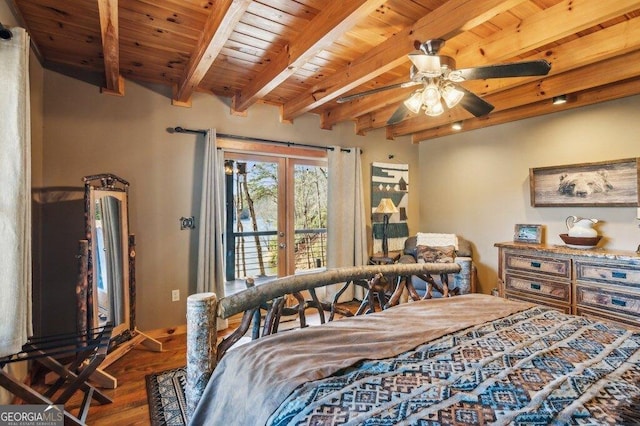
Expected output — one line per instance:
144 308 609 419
552 95 568 105
451 121 463 131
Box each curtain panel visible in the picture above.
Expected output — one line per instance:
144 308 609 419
196 130 227 331
324 147 367 302
0 27 32 357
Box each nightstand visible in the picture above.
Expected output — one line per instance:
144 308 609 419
369 251 401 265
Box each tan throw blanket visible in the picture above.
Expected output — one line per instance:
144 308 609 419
189 294 533 425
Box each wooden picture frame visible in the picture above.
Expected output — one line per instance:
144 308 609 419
514 224 542 244
530 158 640 207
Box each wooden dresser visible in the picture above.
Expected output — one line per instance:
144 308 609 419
495 242 640 329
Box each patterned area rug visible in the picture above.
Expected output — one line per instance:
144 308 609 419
146 366 187 426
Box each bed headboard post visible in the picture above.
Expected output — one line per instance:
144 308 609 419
186 292 218 420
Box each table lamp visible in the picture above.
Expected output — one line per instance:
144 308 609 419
374 198 399 257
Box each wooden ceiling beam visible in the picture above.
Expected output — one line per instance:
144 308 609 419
97 0 123 96
387 12 640 137
388 49 640 139
453 0 640 68
280 0 524 121
411 77 640 143
232 0 382 114
172 0 251 106
355 104 397 134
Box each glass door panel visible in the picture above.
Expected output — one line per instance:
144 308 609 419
225 154 284 282
292 162 327 274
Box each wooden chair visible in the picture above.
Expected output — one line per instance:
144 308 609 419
0 324 114 425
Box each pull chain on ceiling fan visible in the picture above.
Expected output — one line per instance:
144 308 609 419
337 38 552 125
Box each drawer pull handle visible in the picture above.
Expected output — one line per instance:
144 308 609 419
611 298 627 307
530 283 541 290
530 262 541 268
611 271 627 279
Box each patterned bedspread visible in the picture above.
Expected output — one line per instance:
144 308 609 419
270 307 640 425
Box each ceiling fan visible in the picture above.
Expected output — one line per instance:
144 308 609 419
337 39 551 125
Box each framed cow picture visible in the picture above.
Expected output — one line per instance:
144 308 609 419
530 158 640 207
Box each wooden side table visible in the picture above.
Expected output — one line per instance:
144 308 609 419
369 251 401 265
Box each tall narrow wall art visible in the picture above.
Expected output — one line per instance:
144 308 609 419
371 162 409 254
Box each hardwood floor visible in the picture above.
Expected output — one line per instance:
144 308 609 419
64 314 243 425
75 332 188 425
59 302 363 424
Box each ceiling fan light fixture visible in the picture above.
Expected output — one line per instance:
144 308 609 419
425 100 444 116
404 90 424 114
422 82 440 107
441 84 464 108
409 53 441 76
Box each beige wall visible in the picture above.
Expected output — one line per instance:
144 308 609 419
418 95 640 294
42 70 418 330
32 32 640 331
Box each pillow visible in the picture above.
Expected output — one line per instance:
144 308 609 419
416 245 456 263
416 233 458 249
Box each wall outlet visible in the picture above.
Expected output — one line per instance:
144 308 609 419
171 289 180 302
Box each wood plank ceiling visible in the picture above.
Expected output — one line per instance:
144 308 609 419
11 0 640 142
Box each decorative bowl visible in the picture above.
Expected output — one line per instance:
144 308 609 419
559 233 602 249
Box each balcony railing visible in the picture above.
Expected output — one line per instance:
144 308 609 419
225 228 327 281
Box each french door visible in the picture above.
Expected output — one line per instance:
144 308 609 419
224 152 327 282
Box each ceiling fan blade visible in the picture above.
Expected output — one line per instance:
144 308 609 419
457 86 494 117
337 81 420 104
455 59 551 81
387 104 412 125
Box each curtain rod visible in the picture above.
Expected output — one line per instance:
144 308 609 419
167 126 352 152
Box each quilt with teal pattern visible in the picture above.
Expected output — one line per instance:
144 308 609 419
270 306 640 425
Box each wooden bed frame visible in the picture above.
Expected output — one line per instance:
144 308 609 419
184 261 461 417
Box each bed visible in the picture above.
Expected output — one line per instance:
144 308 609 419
186 264 640 425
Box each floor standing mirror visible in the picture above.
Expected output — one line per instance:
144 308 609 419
78 173 161 388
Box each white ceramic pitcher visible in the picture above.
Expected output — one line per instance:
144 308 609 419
566 216 598 238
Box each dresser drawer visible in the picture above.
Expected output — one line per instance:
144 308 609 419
504 252 571 279
504 292 571 314
505 273 571 303
576 307 640 330
575 284 640 318
576 261 640 289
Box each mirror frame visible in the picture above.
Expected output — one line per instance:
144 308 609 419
82 173 133 343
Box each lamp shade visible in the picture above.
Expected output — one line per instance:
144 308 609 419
374 198 399 215
404 90 423 114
